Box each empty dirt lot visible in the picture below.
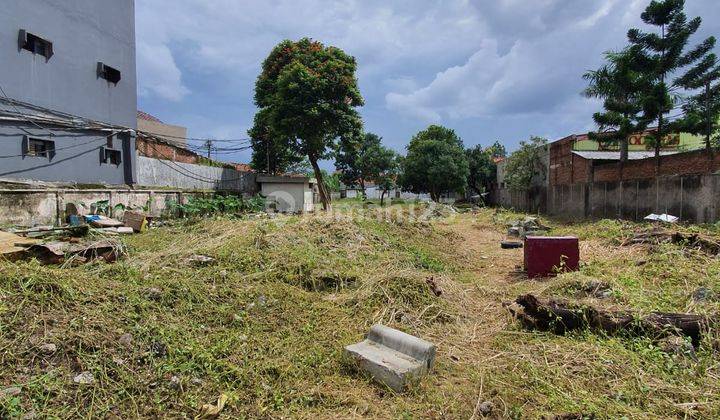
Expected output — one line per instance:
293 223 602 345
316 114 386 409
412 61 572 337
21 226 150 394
1 203 719 418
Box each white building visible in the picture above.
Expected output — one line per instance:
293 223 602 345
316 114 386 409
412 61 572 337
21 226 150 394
257 175 317 213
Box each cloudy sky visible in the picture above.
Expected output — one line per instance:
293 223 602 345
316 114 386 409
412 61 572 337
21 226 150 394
135 0 719 167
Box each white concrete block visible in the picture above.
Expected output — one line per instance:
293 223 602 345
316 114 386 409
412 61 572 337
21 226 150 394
345 324 436 392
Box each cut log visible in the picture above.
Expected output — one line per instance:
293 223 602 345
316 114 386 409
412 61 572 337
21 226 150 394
623 229 720 255
505 294 716 347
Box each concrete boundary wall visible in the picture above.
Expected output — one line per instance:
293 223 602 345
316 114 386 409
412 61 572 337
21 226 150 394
547 175 720 223
136 156 257 193
0 188 214 227
494 174 720 224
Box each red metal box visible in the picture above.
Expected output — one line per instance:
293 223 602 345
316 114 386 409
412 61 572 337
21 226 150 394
524 236 579 278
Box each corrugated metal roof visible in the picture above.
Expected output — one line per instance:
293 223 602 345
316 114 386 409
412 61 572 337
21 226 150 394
572 150 680 160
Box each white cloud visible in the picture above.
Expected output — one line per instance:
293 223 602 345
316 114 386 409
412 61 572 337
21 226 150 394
384 1 637 123
133 0 720 153
136 42 190 101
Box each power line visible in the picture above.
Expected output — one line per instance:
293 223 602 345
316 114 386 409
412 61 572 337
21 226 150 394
0 129 127 159
146 142 253 184
0 93 251 145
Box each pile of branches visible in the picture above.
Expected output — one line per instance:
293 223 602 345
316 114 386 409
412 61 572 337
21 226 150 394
505 294 716 347
623 228 720 255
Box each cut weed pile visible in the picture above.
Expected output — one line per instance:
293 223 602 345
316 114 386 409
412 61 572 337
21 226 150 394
1 206 720 418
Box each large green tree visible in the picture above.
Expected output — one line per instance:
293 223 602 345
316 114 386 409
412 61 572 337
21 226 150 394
400 125 469 202
504 136 548 191
627 0 712 169
248 109 304 174
584 48 649 180
251 38 364 209
675 39 719 151
487 141 507 159
359 141 399 205
466 145 497 196
335 132 391 196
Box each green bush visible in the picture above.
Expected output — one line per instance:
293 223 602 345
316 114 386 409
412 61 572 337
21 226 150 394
169 195 266 217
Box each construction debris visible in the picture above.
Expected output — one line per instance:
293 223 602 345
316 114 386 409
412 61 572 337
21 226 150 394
344 324 436 392
644 213 679 223
124 211 149 233
27 239 124 265
0 231 39 260
506 216 549 238
505 294 716 347
85 215 125 228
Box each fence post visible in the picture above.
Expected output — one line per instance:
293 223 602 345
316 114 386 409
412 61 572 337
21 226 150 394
55 191 61 226
679 177 684 221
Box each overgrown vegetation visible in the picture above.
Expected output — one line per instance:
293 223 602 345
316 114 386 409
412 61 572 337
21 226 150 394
168 195 266 217
1 205 719 418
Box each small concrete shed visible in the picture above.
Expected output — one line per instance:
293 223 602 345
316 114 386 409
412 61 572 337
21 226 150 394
257 175 316 213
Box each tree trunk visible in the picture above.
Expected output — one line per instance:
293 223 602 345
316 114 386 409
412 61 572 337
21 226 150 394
705 82 715 172
505 294 715 347
619 134 628 183
309 154 330 211
380 189 387 206
655 113 663 176
359 179 366 200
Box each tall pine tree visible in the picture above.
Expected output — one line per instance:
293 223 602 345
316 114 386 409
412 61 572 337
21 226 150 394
584 48 649 180
675 36 719 151
627 0 707 171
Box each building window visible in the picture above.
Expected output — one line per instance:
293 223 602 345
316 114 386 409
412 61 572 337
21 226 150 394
18 30 53 60
97 62 121 84
22 136 55 159
102 147 122 165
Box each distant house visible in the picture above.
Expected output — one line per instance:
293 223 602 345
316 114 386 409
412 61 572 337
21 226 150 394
257 175 317 213
137 110 188 148
0 0 137 186
548 130 702 186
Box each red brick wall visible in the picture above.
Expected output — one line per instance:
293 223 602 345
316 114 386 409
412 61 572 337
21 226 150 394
549 135 592 186
136 136 199 164
593 149 720 182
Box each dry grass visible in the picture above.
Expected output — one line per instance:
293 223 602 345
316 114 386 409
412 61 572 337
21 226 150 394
1 204 719 418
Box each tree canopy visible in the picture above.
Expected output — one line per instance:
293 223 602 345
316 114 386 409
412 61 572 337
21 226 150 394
360 140 400 205
504 136 548 191
400 125 469 202
251 38 364 209
675 38 719 150
248 109 304 174
584 48 649 177
627 0 713 164
487 141 507 159
466 145 497 196
335 132 391 194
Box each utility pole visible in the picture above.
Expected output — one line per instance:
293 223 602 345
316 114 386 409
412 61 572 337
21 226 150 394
204 139 213 159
